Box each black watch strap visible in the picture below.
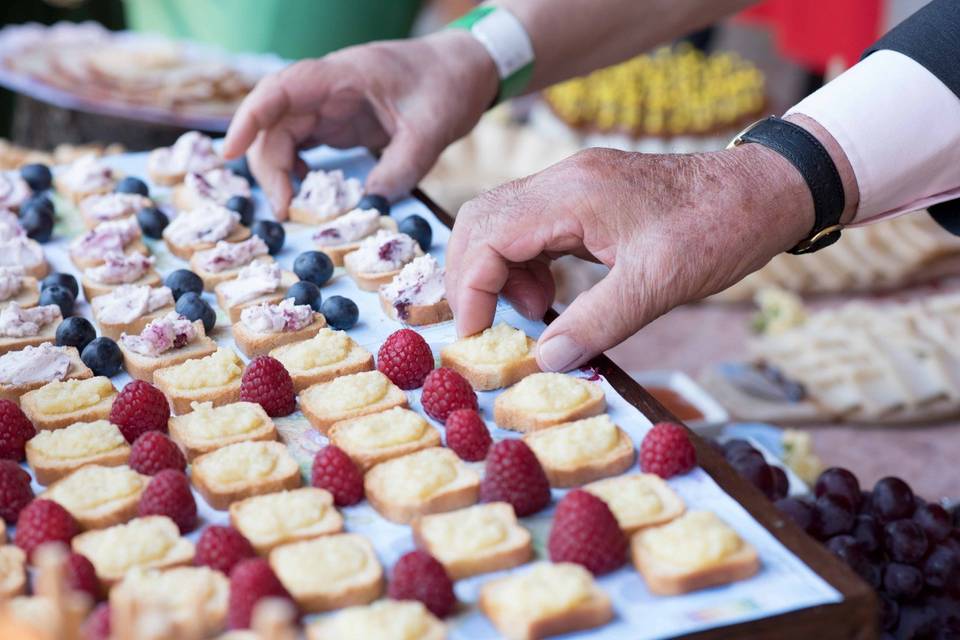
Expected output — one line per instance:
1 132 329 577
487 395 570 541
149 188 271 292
731 116 846 254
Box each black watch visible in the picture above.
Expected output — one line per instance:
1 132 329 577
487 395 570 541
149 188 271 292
728 116 846 254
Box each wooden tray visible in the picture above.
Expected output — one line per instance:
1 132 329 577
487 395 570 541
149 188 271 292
414 187 878 640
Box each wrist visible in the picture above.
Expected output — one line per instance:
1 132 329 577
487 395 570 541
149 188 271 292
425 30 499 111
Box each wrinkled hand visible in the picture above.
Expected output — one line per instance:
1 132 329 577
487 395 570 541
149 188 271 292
445 146 814 372
223 32 497 219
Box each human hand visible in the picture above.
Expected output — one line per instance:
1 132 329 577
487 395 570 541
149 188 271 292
223 32 498 219
445 145 816 372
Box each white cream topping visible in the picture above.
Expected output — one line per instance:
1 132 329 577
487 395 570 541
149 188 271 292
291 169 362 217
348 231 418 274
380 254 445 318
93 285 173 325
194 236 268 273
183 168 250 205
0 172 30 209
218 260 282 306
80 193 151 222
59 154 114 192
0 343 72 385
240 298 314 334
0 266 24 302
70 218 140 259
120 312 197 358
0 236 44 269
84 251 154 284
0 302 59 338
148 131 222 176
164 203 239 246
0 209 24 241
312 208 380 246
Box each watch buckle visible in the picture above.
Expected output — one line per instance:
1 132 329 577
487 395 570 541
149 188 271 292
726 117 768 149
790 223 844 254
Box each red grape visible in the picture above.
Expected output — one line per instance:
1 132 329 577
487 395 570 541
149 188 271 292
923 545 959 591
815 467 862 510
914 503 952 543
872 477 915 522
884 519 928 564
775 497 815 534
814 494 855 539
883 563 924 601
852 514 882 555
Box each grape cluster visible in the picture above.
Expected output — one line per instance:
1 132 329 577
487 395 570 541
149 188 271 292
776 468 960 638
715 438 790 501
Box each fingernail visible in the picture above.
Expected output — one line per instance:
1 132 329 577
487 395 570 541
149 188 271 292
537 335 584 372
509 300 537 320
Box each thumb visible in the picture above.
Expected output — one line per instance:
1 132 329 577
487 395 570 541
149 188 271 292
364 129 442 201
536 266 657 372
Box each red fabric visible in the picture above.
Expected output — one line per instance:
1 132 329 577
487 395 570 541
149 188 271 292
739 0 885 73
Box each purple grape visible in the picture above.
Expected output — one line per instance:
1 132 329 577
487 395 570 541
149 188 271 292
816 467 862 510
814 494 856 539
872 477 915 522
879 595 899 631
732 455 776 499
775 497 815 533
858 491 874 515
770 465 789 501
864 562 883 589
884 519 929 564
893 603 938 638
826 534 871 581
722 438 755 459
852 514 882 555
923 545 959 591
914 503 952 543
884 563 924 600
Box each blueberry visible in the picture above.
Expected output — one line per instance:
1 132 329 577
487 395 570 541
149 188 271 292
41 273 79 300
252 220 284 255
175 291 216 334
164 269 203 301
19 163 52 192
358 193 390 216
136 206 169 239
285 281 322 312
398 215 432 252
21 193 54 218
39 283 75 317
20 202 54 243
115 176 149 197
293 251 333 287
81 337 123 377
226 155 255 185
321 295 358 330
55 317 96 352
226 195 254 226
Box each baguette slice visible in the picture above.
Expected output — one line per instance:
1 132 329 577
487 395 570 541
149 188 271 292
523 415 635 487
91 286 175 341
153 348 244 415
300 370 407 434
70 238 149 270
20 376 116 431
440 323 540 391
164 224 251 261
191 441 302 510
583 474 685 535
215 270 299 323
110 567 229 637
269 534 383 613
0 307 61 357
343 245 424 292
54 176 115 205
328 407 441 471
479 562 613 640
42 464 148 530
168 401 277 461
364 447 480 524
269 328 373 393
0 545 26 598
229 487 343 554
81 269 163 301
378 292 452 326
306 600 445 640
26 420 130 485
119 320 218 383
233 312 326 359
315 216 398 267
0 345 93 405
0 277 39 311
412 502 532 580
494 373 605 432
189 254 274 291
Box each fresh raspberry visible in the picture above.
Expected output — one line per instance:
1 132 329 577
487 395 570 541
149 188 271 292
15 499 78 559
128 431 186 476
547 489 627 575
444 409 491 461
480 439 551 516
110 380 170 443
388 550 455 618
421 367 477 423
195 525 256 575
65 552 100 601
81 603 111 640
639 422 696 479
0 459 33 523
377 329 434 389
240 356 296 417
138 470 197 533
0 400 35 461
311 445 364 506
228 557 296 629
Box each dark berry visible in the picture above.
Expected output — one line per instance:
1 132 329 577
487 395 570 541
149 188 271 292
813 494 855 539
39 284 75 317
914 503 952 543
924 544 960 591
115 176 149 197
398 215 432 252
320 295 358 330
175 292 215 334
284 281 322 312
884 563 924 600
852 514 882 555
826 534 871 581
164 269 203 301
872 477 915 522
41 273 79 300
770 465 789 501
252 220 284 255
884 519 928 564
775 497 815 534
293 251 333 287
81 337 123 377
358 193 390 216
20 203 54 242
731 454 774 499
55 317 96 352
20 163 52 192
879 595 899 631
226 195 254 226
136 206 168 239
721 438 756 459
815 467 861 510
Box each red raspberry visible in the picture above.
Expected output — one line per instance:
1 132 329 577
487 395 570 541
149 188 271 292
0 400 35 461
311 445 363 506
547 489 627 575
639 422 696 479
377 329 434 389
137 470 197 533
195 525 256 575
15 499 78 559
129 431 186 476
81 603 111 640
388 550 455 618
110 380 170 443
228 557 295 629
480 439 551 517
65 551 100 601
421 367 477 423
444 409 491 461
240 356 296 417
0 459 33 523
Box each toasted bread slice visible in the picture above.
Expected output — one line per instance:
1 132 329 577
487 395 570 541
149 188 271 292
81 269 163 301
343 245 424 292
269 534 382 613
523 415 635 487
20 376 116 431
306 601 445 640
0 345 93 405
233 312 326 359
54 177 114 205
269 328 373 393
300 370 407 434
168 401 277 461
72 516 195 587
412 502 532 580
631 511 760 595
189 254 274 291
0 545 26 598
328 407 440 471
26 420 130 485
164 224 251 261
0 277 39 311
94 303 176 341
494 373 605 432
0 307 61 357
584 474 685 535
18 258 49 281
110 567 229 637
192 441 302 510
440 323 541 391
215 270 299 323
119 320 218 383
43 464 148 530
378 292 452 326
71 238 149 270
315 216 398 267
364 447 480 524
153 348 244 415
229 487 343 554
